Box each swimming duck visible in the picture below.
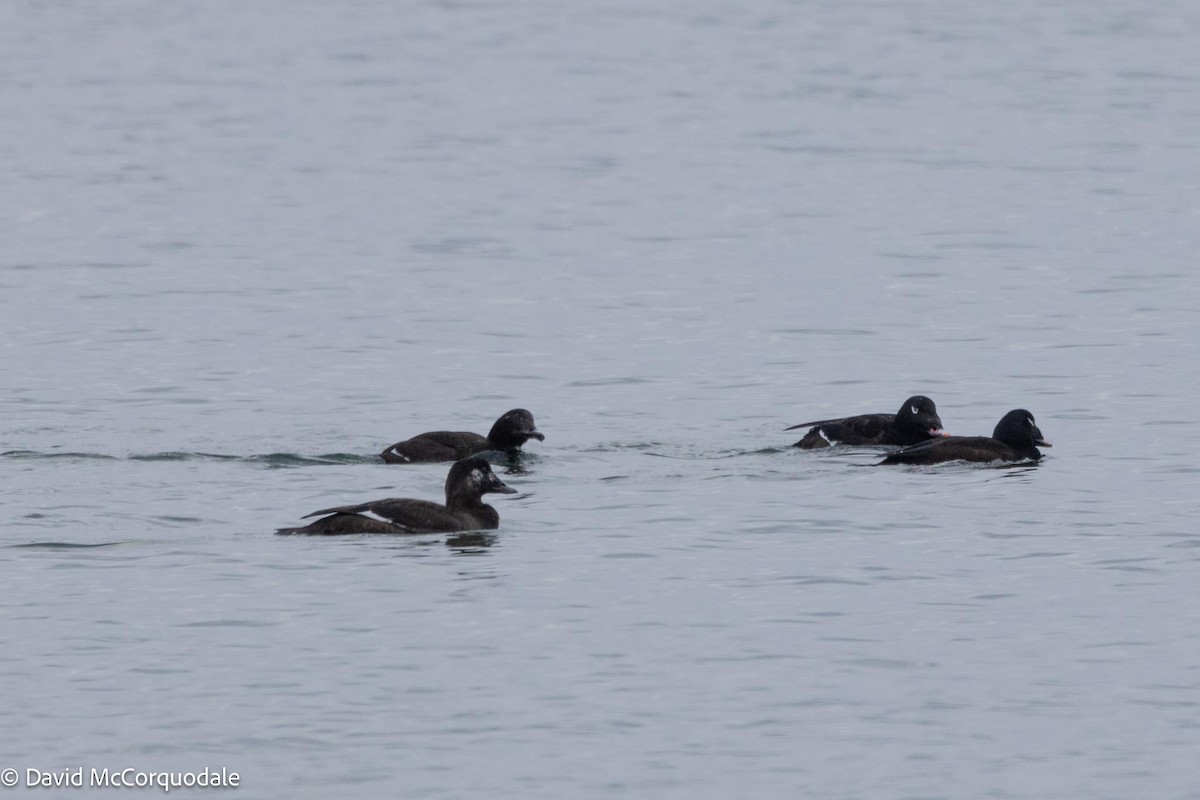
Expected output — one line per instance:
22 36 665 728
277 457 518 535
878 408 1051 465
380 408 544 463
787 395 948 448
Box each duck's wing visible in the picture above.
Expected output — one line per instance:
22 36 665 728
381 431 485 463
301 498 400 519
790 413 894 446
361 498 469 532
784 415 847 432
289 497 466 534
878 436 1007 465
304 497 439 522
277 514 407 536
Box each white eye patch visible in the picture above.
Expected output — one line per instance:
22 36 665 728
910 405 919 416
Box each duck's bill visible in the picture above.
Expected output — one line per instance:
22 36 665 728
1036 438 1053 447
929 428 952 438
488 477 520 494
523 431 545 441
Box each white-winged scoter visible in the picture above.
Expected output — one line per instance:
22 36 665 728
787 395 948 448
877 408 1051 465
277 457 518 535
380 408 544 464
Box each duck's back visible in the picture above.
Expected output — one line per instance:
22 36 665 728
794 414 897 448
380 431 489 463
276 513 406 536
277 497 498 535
374 498 498 532
879 436 1014 465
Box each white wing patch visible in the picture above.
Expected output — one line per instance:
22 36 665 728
818 429 833 445
361 510 396 524
385 447 411 462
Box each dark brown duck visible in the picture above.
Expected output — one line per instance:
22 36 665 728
380 408 544 464
277 457 518 535
878 408 1051 466
787 395 948 448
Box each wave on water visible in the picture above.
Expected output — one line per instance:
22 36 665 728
246 453 382 468
581 441 666 453
7 541 132 549
2 450 381 467
129 451 242 462
1 450 118 460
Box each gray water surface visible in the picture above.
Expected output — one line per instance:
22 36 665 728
3 1 1200 798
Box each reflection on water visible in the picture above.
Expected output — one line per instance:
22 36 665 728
445 532 498 553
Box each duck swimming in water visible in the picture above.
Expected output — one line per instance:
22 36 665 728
787 395 949 448
380 408 544 464
877 408 1051 466
277 457 519 535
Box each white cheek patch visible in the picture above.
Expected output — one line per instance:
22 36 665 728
470 469 487 484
